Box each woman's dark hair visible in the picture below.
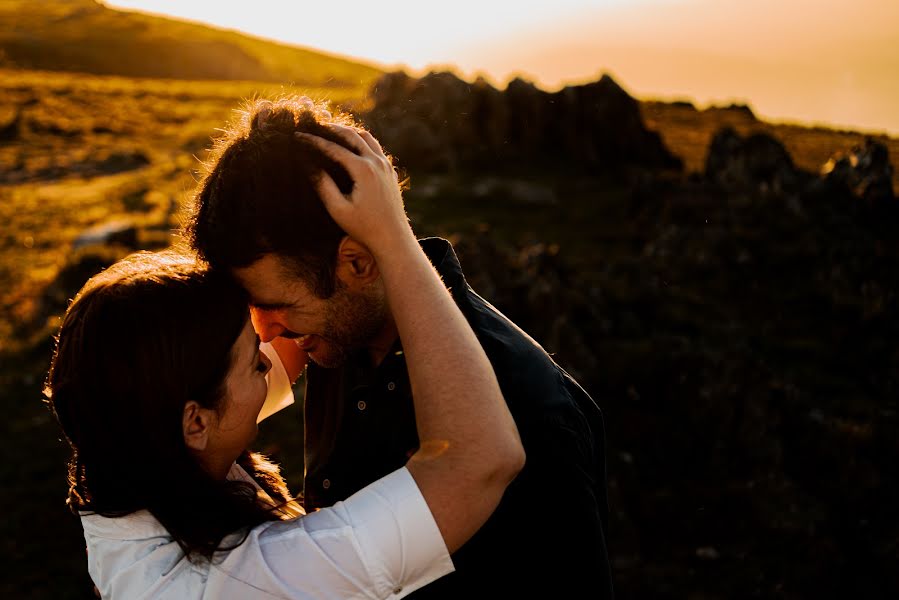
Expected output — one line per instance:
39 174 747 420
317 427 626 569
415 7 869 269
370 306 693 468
45 251 293 561
187 97 380 298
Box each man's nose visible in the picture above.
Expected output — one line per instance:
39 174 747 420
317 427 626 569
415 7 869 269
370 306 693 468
250 307 286 343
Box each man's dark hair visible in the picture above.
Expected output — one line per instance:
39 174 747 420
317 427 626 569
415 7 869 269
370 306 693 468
187 97 372 298
45 251 293 561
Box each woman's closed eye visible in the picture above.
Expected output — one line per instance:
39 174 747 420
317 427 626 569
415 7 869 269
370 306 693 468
257 357 276 375
255 351 273 375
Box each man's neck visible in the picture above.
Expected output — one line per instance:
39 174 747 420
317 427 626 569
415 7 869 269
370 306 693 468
366 314 399 367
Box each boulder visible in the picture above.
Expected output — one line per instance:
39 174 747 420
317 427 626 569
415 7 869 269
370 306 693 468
704 127 806 192
73 219 139 250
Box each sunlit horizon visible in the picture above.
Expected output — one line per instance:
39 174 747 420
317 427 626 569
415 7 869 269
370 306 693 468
104 0 899 135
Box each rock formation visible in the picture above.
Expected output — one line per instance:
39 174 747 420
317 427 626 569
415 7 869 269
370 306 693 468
363 70 683 174
704 127 809 192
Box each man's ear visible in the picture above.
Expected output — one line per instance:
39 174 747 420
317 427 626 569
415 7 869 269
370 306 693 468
183 400 212 452
335 236 380 290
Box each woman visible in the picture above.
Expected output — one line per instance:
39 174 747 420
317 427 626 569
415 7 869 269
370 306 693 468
45 123 525 598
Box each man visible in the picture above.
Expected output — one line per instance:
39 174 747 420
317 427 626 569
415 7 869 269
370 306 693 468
188 97 613 598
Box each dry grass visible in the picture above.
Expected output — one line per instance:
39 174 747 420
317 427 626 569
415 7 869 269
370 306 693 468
0 67 370 350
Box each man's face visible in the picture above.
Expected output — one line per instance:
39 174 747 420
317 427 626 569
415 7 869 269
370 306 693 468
232 254 387 368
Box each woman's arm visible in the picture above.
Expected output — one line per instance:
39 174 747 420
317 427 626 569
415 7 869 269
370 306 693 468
299 126 525 554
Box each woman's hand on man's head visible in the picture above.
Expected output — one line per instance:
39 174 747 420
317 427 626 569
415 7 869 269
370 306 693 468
295 125 413 258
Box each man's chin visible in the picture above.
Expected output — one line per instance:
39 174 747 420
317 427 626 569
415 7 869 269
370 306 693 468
307 346 348 369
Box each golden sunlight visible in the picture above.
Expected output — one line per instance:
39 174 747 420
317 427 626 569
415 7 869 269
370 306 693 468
101 0 899 136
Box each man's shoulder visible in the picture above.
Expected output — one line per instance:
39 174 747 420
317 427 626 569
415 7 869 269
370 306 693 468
422 236 598 419
459 287 573 407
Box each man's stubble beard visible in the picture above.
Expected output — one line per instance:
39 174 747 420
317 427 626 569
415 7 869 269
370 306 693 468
312 281 389 369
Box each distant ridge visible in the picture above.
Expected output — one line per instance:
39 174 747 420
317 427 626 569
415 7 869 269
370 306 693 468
0 0 382 86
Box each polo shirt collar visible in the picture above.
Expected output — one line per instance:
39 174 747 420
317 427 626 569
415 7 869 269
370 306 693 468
418 237 466 291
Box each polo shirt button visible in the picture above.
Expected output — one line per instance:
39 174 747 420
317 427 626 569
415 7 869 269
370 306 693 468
357 400 367 411
322 478 331 490
393 585 403 595
387 382 396 391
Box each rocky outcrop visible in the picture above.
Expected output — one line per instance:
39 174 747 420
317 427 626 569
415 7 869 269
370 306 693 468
821 138 895 207
705 102 757 121
363 70 682 174
72 219 139 250
704 127 809 192
704 128 897 224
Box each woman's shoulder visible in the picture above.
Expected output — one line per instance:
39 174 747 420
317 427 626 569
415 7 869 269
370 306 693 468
82 511 209 599
81 509 170 540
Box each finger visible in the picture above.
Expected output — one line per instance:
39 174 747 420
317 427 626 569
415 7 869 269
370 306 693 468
322 123 374 157
311 169 352 214
296 132 364 173
357 129 385 156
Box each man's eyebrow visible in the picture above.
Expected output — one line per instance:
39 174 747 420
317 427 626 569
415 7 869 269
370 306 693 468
249 300 292 310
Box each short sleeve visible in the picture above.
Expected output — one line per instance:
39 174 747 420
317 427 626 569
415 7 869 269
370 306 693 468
206 467 454 599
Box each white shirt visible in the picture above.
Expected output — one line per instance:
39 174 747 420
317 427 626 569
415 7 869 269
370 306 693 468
82 467 454 599
257 341 296 424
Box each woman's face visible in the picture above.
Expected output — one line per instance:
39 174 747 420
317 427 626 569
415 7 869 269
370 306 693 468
209 318 272 465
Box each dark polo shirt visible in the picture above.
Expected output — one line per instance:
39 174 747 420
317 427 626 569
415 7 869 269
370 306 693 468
304 238 613 598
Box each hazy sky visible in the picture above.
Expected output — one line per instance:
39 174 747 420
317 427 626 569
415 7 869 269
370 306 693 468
105 0 899 134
